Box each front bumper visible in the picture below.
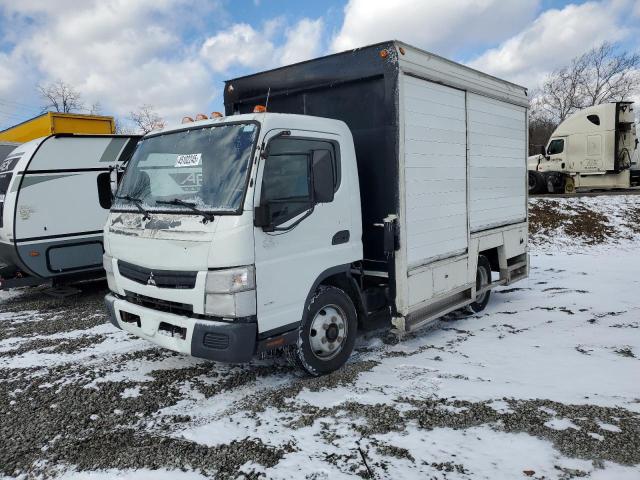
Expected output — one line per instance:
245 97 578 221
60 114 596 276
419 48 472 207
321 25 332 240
105 293 257 363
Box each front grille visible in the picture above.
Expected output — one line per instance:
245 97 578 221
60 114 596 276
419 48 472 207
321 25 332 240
118 260 197 289
203 332 229 350
124 290 193 316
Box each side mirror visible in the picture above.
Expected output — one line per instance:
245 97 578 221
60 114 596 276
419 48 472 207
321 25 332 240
254 204 272 229
312 150 334 203
97 172 113 209
539 145 547 156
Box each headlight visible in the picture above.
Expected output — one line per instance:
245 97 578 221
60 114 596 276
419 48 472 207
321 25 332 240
205 266 255 293
103 254 117 292
205 266 256 317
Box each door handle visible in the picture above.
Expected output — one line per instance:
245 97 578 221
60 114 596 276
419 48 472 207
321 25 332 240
332 230 350 245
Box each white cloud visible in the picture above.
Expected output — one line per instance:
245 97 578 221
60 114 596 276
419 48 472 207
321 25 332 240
331 0 540 55
468 1 633 88
280 18 324 66
200 17 324 73
200 23 277 73
0 0 221 127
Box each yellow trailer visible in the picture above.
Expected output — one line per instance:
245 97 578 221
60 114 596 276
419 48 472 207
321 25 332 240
0 112 115 143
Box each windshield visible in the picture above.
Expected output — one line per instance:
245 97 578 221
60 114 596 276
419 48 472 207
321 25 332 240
114 123 258 214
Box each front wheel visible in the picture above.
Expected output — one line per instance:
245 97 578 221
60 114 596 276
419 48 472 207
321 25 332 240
295 285 357 376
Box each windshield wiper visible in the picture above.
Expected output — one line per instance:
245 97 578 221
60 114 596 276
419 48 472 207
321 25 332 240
156 199 215 223
115 195 151 221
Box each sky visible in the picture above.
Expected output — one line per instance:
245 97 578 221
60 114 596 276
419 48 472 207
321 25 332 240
0 0 639 131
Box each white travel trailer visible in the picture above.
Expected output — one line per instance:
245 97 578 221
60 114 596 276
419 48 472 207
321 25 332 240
103 41 529 375
0 142 19 162
528 102 637 193
0 134 139 288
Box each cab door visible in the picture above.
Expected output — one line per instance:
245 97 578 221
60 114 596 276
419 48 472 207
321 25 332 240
253 130 351 336
545 137 567 171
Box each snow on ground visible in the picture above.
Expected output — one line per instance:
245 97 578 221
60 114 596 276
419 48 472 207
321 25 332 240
0 196 639 479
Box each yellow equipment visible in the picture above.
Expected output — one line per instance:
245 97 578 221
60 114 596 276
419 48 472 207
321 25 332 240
0 112 115 143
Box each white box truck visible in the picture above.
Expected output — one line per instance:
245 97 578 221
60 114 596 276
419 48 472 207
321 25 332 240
528 102 637 193
103 41 529 375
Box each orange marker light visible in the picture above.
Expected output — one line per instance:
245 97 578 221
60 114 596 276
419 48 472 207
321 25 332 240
379 49 388 59
195 113 208 121
253 105 267 113
399 46 406 55
211 112 224 118
181 116 194 124
29 251 40 257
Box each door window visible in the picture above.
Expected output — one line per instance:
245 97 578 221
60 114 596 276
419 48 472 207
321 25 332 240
260 136 339 226
261 152 311 225
547 139 564 155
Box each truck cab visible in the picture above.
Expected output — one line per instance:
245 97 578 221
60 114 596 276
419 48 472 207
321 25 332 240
104 113 363 373
528 102 637 193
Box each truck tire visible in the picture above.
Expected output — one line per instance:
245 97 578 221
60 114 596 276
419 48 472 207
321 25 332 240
295 285 357 376
467 256 492 313
528 171 545 194
546 173 565 194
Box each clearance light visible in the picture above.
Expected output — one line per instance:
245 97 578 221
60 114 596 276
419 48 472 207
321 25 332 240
29 251 40 257
182 116 194 124
253 105 267 113
211 111 224 118
399 46 406 55
195 113 208 121
379 49 388 59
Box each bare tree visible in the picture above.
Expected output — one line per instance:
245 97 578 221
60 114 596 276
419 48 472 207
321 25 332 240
114 117 135 135
530 42 640 150
38 80 85 113
579 43 640 107
129 105 166 134
535 53 588 123
88 102 102 115
534 43 640 124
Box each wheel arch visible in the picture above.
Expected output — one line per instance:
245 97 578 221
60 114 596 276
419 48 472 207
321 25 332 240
309 264 365 328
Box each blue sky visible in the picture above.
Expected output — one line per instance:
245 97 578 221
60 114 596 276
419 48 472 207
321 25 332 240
0 0 638 131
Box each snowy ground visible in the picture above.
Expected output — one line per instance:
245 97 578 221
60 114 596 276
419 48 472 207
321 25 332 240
1 196 639 479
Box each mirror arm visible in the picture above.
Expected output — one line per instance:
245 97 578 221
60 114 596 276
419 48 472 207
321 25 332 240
269 206 315 232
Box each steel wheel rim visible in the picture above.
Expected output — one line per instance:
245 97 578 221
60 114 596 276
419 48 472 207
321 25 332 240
309 304 348 360
476 266 489 304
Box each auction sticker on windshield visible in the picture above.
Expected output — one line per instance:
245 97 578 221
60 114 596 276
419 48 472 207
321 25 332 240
175 153 202 167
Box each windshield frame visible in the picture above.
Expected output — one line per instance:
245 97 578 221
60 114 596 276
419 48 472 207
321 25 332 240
112 120 261 217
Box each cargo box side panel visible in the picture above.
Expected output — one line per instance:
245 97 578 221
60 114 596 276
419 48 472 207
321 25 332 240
467 94 526 232
402 75 468 268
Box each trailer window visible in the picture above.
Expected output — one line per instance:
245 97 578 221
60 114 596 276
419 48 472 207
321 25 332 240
587 115 600 126
547 139 564 155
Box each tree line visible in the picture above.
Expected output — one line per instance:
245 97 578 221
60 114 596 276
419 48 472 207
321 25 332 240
37 80 165 134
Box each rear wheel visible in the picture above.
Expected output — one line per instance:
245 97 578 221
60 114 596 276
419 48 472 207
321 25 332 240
295 285 357 376
467 256 492 313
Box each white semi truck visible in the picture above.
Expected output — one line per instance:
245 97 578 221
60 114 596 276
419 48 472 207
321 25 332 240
528 102 637 194
103 41 529 375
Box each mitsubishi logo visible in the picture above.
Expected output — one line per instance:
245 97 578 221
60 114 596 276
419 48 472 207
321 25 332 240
147 272 156 286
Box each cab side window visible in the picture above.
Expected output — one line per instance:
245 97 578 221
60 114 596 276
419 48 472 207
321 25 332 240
547 139 564 155
261 137 339 226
